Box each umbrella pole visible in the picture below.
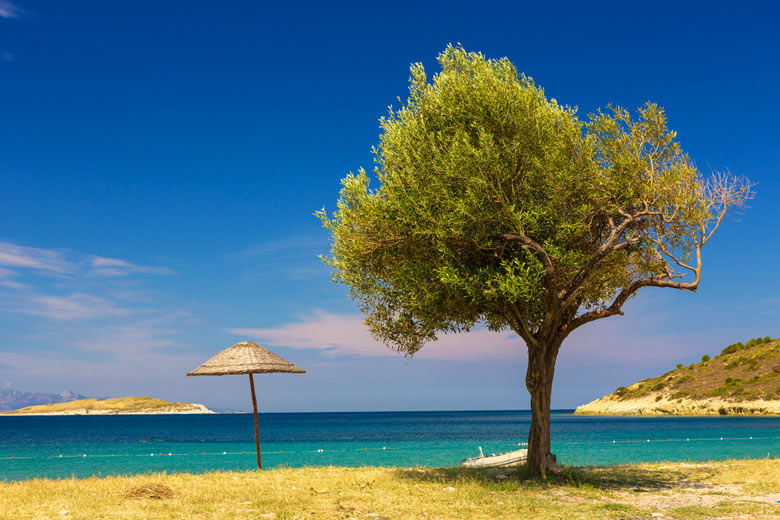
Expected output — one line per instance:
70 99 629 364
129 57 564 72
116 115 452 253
249 373 261 470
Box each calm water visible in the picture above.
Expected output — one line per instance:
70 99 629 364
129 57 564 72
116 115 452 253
2 410 780 481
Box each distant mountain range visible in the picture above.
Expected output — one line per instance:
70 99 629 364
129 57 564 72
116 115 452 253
0 389 88 412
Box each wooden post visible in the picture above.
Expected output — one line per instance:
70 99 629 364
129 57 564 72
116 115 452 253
249 373 261 470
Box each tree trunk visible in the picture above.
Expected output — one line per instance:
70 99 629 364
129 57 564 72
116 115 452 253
525 340 562 478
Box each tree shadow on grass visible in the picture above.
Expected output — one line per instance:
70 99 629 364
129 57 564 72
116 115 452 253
394 464 695 492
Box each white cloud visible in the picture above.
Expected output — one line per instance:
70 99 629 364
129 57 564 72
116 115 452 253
0 1 19 18
229 310 522 361
0 241 70 274
0 241 176 322
1 51 12 62
89 256 174 277
0 241 173 278
228 299 714 368
14 293 130 321
0 267 26 289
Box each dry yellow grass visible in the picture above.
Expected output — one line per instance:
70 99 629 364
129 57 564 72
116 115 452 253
2 459 780 519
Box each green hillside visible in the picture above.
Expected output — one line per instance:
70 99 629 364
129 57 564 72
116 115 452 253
611 336 780 403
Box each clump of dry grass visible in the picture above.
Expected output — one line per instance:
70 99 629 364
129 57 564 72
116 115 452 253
124 483 175 500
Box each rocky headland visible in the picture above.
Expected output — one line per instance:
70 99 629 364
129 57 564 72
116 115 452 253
576 336 780 416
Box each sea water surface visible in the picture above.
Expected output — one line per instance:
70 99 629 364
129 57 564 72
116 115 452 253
2 410 780 481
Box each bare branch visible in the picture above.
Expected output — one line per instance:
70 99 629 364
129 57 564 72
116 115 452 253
510 302 538 349
559 207 659 305
564 273 699 334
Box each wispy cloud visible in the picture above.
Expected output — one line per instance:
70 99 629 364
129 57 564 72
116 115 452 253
228 300 716 368
1 51 12 62
0 267 25 289
0 1 19 18
0 241 176 322
13 293 130 321
230 236 328 283
89 256 174 277
229 310 522 361
237 236 327 258
0 241 69 274
0 241 174 278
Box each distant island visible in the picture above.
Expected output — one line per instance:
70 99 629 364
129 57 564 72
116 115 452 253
1 396 214 415
0 389 88 412
576 336 780 416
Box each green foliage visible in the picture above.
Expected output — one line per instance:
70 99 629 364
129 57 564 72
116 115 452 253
720 342 745 356
674 375 693 386
650 382 666 391
676 363 684 369
701 354 710 362
318 44 748 356
718 337 774 358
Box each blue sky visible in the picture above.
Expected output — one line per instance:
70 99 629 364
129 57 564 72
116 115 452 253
1 0 778 412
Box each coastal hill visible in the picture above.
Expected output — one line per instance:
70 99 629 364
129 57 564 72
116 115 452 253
1 396 214 415
576 336 780 416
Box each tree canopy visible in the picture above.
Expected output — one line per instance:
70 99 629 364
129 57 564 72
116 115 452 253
319 45 750 354
318 44 752 476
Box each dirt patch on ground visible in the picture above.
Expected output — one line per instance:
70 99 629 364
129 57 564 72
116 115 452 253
610 482 780 513
124 483 176 500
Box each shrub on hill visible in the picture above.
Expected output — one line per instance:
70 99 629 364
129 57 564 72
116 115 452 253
718 337 774 357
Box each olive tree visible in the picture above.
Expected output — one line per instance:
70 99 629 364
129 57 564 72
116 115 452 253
317 45 752 477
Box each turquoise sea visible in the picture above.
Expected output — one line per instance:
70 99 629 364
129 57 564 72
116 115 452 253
2 410 780 481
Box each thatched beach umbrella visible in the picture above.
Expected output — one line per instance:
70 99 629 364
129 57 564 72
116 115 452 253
187 341 305 469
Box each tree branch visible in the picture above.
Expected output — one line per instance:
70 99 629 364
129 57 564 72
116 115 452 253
564 270 699 335
509 302 538 349
559 208 658 305
499 232 554 275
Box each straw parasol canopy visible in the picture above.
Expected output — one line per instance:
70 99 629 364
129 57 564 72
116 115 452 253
187 341 305 376
187 341 305 469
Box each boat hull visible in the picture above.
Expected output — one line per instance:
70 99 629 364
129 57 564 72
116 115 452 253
461 448 528 468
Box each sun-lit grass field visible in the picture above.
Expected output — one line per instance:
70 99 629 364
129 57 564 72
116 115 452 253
2 459 780 519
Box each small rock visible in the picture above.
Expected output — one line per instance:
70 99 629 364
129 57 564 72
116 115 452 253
651 514 664 518
497 501 504 505
442 486 455 492
258 514 276 519
495 474 507 480
58 511 69 516
239 501 252 505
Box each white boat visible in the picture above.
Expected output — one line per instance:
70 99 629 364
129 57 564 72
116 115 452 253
461 445 528 468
